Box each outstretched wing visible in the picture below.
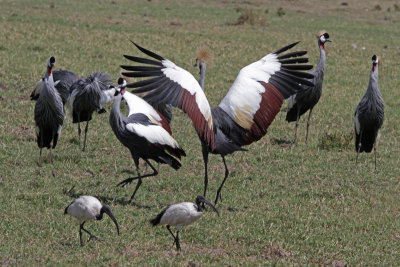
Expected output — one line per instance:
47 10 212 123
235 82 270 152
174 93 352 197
121 42 215 150
218 42 314 145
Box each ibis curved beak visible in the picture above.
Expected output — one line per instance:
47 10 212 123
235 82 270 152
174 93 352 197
197 195 220 217
102 205 120 235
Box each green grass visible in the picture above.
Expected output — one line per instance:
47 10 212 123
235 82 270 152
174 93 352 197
1 0 400 265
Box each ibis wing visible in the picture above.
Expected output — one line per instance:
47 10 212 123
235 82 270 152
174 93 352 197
121 42 215 150
218 42 314 146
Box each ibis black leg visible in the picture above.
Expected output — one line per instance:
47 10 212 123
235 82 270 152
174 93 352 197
215 156 229 204
80 222 100 244
82 121 89 152
305 108 313 144
166 225 177 247
175 230 181 250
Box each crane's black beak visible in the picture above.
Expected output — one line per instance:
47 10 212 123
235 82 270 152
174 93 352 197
197 195 220 217
102 205 120 235
325 39 332 42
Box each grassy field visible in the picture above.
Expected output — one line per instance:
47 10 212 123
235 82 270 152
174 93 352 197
1 0 400 265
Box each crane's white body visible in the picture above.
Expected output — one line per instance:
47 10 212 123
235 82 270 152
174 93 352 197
65 196 102 224
159 202 203 230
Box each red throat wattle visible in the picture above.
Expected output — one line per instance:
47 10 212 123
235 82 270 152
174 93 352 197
48 69 52 76
121 88 125 94
373 65 376 72
321 43 325 50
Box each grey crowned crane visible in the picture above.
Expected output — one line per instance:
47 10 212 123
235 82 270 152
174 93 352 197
120 41 314 204
150 195 219 250
69 72 115 151
286 31 332 143
354 55 384 169
110 78 186 201
64 196 119 246
34 57 64 166
30 69 78 110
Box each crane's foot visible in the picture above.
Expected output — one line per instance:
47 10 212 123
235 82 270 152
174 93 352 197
116 178 134 187
88 234 102 242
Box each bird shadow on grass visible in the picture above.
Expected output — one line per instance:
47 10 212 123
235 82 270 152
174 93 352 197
62 185 152 209
270 138 294 148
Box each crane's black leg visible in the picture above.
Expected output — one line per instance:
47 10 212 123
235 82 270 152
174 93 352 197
374 140 377 170
356 130 363 165
49 138 54 164
38 148 43 167
294 111 300 143
79 224 83 246
305 108 313 144
129 161 142 202
82 121 89 152
77 114 82 150
215 156 230 204
202 145 209 199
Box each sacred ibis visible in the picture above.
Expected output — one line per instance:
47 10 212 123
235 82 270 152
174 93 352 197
120 41 314 204
150 195 219 250
354 55 384 169
34 56 64 166
286 31 332 143
110 78 186 201
64 196 120 246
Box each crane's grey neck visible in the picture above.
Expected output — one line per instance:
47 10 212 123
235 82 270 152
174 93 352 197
317 40 327 71
198 61 206 91
368 64 379 95
110 94 125 134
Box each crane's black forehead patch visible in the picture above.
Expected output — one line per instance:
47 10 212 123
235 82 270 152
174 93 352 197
50 57 55 64
372 55 377 61
323 33 329 39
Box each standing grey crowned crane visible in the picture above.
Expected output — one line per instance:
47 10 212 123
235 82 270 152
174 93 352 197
354 55 384 169
121 41 314 204
150 195 219 250
69 72 115 151
110 78 186 201
286 32 332 143
30 69 78 111
34 57 64 166
64 196 120 246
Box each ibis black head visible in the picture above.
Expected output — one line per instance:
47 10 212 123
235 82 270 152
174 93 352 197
196 195 220 216
48 56 55 68
99 205 120 236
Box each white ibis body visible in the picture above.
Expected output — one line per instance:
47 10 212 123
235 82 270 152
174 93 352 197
150 195 219 250
354 55 384 169
121 41 314 204
286 32 332 143
110 78 186 202
64 196 119 246
68 72 114 151
34 57 64 166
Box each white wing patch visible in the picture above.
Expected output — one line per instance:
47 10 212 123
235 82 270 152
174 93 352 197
219 53 281 129
123 91 162 121
161 59 212 122
126 123 180 148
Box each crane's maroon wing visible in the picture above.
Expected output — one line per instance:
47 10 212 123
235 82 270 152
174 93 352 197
121 42 215 150
218 42 314 146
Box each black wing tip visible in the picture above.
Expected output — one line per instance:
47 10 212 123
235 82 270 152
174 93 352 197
150 207 168 226
274 41 301 55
